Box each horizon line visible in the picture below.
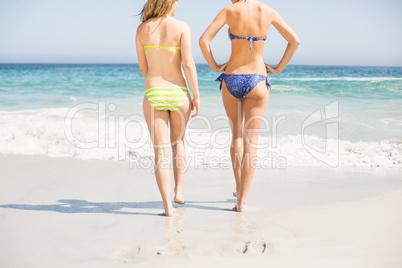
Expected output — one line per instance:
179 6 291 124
0 63 402 68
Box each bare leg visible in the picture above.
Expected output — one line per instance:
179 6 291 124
143 96 175 216
237 82 269 212
222 81 245 197
170 93 191 204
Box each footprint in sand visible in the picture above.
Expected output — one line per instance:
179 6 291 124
239 240 272 255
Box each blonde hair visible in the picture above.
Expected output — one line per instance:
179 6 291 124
140 0 176 22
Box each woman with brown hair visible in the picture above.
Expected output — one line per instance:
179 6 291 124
136 0 200 216
200 0 300 212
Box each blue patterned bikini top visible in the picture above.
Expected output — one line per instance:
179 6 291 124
229 30 267 50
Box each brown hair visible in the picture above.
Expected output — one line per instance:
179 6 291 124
139 0 176 22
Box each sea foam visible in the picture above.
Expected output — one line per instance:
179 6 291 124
1 108 401 168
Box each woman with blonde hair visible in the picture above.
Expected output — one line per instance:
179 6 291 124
136 0 200 216
200 0 299 212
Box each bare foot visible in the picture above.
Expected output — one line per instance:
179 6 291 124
174 191 185 204
174 199 185 205
160 201 176 217
233 191 238 198
164 207 176 217
235 203 246 212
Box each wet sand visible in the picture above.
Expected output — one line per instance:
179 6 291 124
1 154 402 267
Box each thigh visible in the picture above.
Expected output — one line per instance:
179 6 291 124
243 81 269 142
170 93 191 144
143 95 170 148
222 80 244 139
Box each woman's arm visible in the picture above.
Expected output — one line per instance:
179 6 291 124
199 9 230 72
135 27 148 78
266 9 300 75
181 22 200 118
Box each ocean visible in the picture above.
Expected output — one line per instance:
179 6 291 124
0 63 401 167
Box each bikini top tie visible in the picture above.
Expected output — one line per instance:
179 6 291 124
229 31 267 50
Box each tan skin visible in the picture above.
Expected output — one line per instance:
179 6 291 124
136 1 200 216
199 0 299 212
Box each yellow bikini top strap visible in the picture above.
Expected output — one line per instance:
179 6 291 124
144 45 157 50
144 45 181 51
160 46 181 51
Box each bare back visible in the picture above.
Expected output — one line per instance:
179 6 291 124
225 1 273 75
137 17 187 89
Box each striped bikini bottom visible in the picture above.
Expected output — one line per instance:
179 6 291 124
144 86 188 111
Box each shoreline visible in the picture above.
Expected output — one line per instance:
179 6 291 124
1 154 402 267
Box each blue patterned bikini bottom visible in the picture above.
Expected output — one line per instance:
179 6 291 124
216 74 271 99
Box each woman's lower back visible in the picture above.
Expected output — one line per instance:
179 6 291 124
144 74 187 90
144 52 187 89
225 58 266 75
225 43 267 75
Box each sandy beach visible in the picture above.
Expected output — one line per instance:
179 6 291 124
1 0 402 267
1 154 401 267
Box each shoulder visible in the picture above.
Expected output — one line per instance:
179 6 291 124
259 2 275 13
209 5 231 22
136 21 148 35
171 18 189 28
258 3 279 23
221 4 234 15
224 3 246 19
170 18 191 33
260 3 277 17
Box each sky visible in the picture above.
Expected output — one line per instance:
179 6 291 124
0 0 401 66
